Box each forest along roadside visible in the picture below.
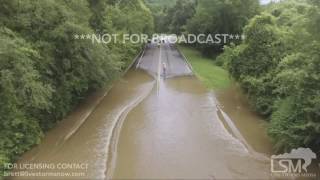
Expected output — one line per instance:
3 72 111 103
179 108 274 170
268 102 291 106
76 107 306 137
178 46 273 156
11 42 273 180
11 70 155 180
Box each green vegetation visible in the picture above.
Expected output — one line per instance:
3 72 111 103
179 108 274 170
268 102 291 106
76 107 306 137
217 0 320 152
1 0 319 177
150 0 260 52
161 0 320 153
185 0 260 55
179 46 231 90
146 0 196 33
0 0 153 177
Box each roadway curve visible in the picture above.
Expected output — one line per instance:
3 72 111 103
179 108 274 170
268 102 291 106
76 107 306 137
111 43 270 179
13 42 270 180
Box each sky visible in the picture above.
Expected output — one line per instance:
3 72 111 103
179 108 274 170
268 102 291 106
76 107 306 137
260 0 281 5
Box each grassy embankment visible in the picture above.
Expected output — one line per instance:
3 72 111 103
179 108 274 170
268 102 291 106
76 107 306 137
178 46 231 90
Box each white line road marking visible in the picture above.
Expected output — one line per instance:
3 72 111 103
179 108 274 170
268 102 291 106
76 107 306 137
157 44 162 93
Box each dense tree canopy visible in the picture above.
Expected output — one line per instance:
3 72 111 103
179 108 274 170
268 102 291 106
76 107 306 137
186 0 260 55
146 0 196 34
154 0 320 153
148 0 320 153
1 0 319 178
0 0 153 177
218 0 320 152
147 0 259 55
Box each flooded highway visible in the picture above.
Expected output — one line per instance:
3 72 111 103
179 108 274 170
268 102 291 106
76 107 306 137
13 43 273 180
13 70 155 180
112 44 270 179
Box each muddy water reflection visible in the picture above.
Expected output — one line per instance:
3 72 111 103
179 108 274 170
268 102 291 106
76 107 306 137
113 76 271 179
13 61 275 179
13 70 154 180
215 85 273 155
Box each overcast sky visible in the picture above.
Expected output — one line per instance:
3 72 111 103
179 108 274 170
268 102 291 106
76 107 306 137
260 0 280 5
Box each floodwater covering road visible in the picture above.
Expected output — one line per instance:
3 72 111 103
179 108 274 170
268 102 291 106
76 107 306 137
112 43 271 179
13 42 273 180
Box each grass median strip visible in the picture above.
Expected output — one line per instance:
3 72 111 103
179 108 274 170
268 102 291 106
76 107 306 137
178 45 231 90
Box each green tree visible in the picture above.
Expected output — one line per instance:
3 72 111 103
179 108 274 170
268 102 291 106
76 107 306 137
0 0 154 177
0 28 51 176
218 0 320 152
186 0 260 55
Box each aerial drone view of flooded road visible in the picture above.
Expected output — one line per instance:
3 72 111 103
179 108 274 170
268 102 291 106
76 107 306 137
13 42 275 180
3 0 320 179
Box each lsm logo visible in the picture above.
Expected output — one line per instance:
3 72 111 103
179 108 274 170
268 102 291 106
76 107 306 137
271 148 317 178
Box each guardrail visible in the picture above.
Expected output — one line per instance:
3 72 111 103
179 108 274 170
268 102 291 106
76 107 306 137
122 44 146 75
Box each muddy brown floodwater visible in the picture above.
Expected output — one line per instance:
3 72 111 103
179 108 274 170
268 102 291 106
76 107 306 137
12 43 275 180
215 85 273 156
12 70 155 180
112 76 270 179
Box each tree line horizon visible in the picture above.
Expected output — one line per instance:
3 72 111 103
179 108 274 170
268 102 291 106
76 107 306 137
0 0 319 178
147 0 320 153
